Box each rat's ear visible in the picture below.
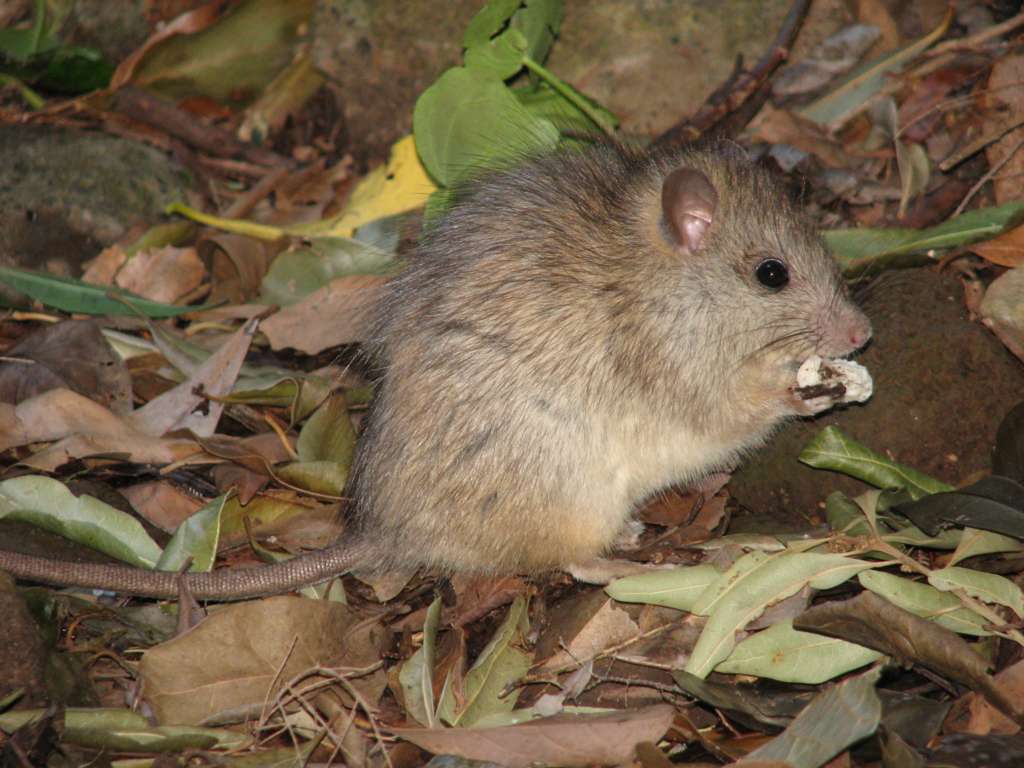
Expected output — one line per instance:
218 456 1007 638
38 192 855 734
661 168 718 254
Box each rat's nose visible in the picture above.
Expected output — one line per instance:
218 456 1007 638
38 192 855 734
848 313 872 350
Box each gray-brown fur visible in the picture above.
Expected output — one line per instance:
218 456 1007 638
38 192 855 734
0 143 870 599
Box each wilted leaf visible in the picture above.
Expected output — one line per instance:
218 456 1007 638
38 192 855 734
536 596 640 673
111 246 206 304
0 319 131 414
795 591 1022 721
972 223 1024 268
800 426 951 499
740 669 883 767
140 596 388 725
395 703 675 767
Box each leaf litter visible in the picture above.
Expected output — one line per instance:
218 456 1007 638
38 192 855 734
4 1 1024 766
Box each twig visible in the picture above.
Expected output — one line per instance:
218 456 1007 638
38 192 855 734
652 0 812 148
939 116 1024 172
927 11 1024 57
952 136 1024 216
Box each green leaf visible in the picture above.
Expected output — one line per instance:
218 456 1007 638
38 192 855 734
825 201 1024 277
463 0 524 48
439 594 532 726
928 566 1024 618
465 28 530 80
296 393 356 465
399 595 442 727
605 564 721 612
717 619 881 684
949 528 1024 566
799 426 951 500
685 551 878 678
156 494 228 573
413 66 559 187
0 266 215 317
0 476 162 569
258 237 398 306
0 708 248 751
510 0 563 64
858 570 991 636
275 460 348 496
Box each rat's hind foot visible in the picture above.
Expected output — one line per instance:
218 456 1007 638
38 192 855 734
567 557 674 585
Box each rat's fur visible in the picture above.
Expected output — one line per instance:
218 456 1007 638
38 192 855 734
0 143 870 599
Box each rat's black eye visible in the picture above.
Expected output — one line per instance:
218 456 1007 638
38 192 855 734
755 258 789 290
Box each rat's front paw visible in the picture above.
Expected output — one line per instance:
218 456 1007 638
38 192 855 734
790 355 873 415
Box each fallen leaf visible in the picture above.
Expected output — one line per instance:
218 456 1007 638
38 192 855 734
0 319 131 414
973 224 1024 268
140 595 389 725
114 246 206 304
261 274 387 352
393 703 675 767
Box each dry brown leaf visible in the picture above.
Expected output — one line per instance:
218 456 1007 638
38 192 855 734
980 267 1024 362
946 658 1024 736
535 592 640 673
447 574 530 628
0 320 131 414
972 224 1024 268
261 275 388 353
140 595 389 725
985 54 1024 205
114 246 206 304
393 703 676 767
1 388 200 470
121 481 205 533
128 319 256 438
81 244 128 285
746 106 851 168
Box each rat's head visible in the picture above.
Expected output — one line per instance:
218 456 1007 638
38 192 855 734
651 149 871 380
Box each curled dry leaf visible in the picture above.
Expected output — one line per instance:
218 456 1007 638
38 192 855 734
980 267 1024 362
0 388 199 470
794 591 1024 724
0 319 132 414
393 703 676 768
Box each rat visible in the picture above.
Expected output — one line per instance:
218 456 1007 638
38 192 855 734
0 142 871 599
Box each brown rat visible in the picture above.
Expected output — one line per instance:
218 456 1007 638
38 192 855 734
0 142 871 599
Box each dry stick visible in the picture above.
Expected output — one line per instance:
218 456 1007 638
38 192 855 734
222 164 291 220
113 86 290 169
939 116 1024 172
952 136 1024 217
652 0 811 148
926 11 1024 58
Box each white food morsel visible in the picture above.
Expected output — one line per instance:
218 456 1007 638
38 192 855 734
796 355 873 404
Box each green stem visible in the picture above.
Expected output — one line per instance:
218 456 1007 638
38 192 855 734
521 56 614 136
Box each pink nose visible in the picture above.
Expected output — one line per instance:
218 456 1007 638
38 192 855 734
848 316 872 350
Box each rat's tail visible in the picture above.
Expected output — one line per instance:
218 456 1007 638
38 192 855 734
0 543 366 600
